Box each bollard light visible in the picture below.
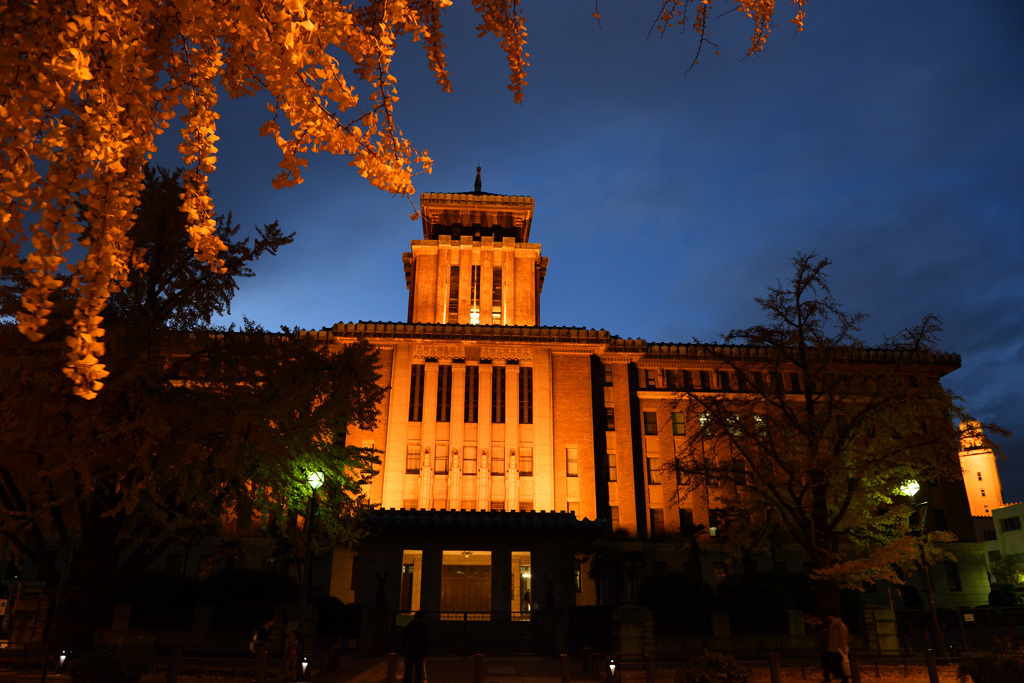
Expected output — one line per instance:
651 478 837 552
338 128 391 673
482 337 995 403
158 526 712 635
302 655 310 675
58 650 69 671
608 657 616 680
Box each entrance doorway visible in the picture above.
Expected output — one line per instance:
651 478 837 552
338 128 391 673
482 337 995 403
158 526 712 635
440 550 491 618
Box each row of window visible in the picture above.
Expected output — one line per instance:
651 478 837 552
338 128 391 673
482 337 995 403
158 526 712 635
638 368 812 394
409 363 533 425
406 443 534 475
449 265 502 325
602 409 686 435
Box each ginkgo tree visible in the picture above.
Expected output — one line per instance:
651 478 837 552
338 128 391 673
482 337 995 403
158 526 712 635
1 0 809 399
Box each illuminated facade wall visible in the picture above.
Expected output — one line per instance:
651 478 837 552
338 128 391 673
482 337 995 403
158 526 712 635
959 422 1005 516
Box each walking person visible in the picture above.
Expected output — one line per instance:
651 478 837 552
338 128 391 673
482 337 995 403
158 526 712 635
401 612 429 683
825 612 850 683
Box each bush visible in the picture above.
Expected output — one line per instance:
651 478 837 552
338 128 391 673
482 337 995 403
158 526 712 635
956 653 1024 683
674 652 750 683
637 572 713 634
69 637 153 683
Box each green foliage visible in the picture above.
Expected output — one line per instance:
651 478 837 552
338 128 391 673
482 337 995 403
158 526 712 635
673 652 750 683
991 558 1024 588
636 571 713 634
69 637 154 683
0 166 383 649
670 252 972 611
989 585 1024 607
956 653 1024 683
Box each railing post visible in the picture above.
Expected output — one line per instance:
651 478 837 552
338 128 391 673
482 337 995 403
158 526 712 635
254 649 267 683
561 653 571 683
926 649 939 683
387 652 398 682
475 653 485 683
769 652 781 683
645 653 655 683
850 650 861 683
165 648 180 683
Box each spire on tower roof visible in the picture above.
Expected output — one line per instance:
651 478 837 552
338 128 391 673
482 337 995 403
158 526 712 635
474 166 482 194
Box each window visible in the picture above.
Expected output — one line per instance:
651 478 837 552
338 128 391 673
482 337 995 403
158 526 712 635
643 411 658 435
469 264 481 324
448 265 460 317
409 364 425 422
699 412 712 437
650 508 665 537
463 446 478 475
699 371 711 390
465 365 479 423
519 366 533 424
736 371 748 392
727 413 741 437
647 457 661 485
671 412 686 436
682 370 694 390
492 365 506 423
789 373 802 393
605 407 615 431
491 266 502 323
607 451 617 482
978 472 983 481
610 506 619 529
604 368 613 386
566 447 579 477
982 489 986 497
406 443 421 474
436 364 452 422
434 444 448 474
984 529 997 541
718 371 731 392
644 369 657 388
943 560 962 592
1001 516 1022 532
491 446 505 475
519 447 533 476
490 501 505 512
575 559 583 592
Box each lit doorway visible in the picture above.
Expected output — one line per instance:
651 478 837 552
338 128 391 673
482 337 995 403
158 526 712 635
440 550 491 619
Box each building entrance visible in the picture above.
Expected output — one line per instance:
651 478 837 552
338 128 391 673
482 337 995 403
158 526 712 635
440 550 491 617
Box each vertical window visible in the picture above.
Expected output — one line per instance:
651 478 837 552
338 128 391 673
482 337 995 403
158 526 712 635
491 266 502 323
519 447 533 476
575 559 583 593
434 444 449 474
491 446 505 475
977 472 983 481
566 447 579 477
789 373 802 393
465 365 479 423
752 372 764 391
650 508 665 537
409 364 425 422
644 369 657 388
736 371 748 392
463 446 478 475
605 407 615 431
718 371 731 392
406 444 421 474
647 457 661 485
981 489 986 497
944 561 962 592
519 366 533 424
448 265 460 318
643 411 658 435
492 366 506 423
436 364 452 422
470 264 481 324
610 506 619 529
671 412 686 436
682 370 694 390
699 371 711 390
699 412 712 437
491 501 505 512
604 368 613 386
607 451 617 482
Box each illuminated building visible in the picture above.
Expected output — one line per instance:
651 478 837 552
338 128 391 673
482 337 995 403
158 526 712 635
321 172 989 644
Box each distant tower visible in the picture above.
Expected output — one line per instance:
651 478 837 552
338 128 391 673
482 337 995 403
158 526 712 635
403 169 547 326
959 420 1004 516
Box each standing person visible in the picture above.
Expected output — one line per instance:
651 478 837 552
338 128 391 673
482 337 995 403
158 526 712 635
251 617 274 655
401 612 429 683
284 630 299 681
826 612 850 683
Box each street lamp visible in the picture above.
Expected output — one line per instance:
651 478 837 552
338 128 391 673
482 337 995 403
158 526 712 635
296 470 324 680
900 479 947 656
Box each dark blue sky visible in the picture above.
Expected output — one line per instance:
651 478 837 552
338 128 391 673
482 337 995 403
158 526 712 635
158 2 1024 499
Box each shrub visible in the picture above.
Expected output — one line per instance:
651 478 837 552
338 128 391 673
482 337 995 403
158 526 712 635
674 652 750 683
956 654 1024 683
69 637 153 683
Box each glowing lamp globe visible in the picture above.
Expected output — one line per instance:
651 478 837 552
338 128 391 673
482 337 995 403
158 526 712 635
307 471 325 490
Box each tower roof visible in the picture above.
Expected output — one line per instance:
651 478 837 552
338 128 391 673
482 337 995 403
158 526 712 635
419 167 534 241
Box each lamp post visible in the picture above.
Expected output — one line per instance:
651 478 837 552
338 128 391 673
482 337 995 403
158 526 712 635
296 470 324 680
899 480 947 656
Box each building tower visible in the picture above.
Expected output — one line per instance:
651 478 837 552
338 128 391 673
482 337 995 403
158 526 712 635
959 420 1004 516
403 168 548 326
